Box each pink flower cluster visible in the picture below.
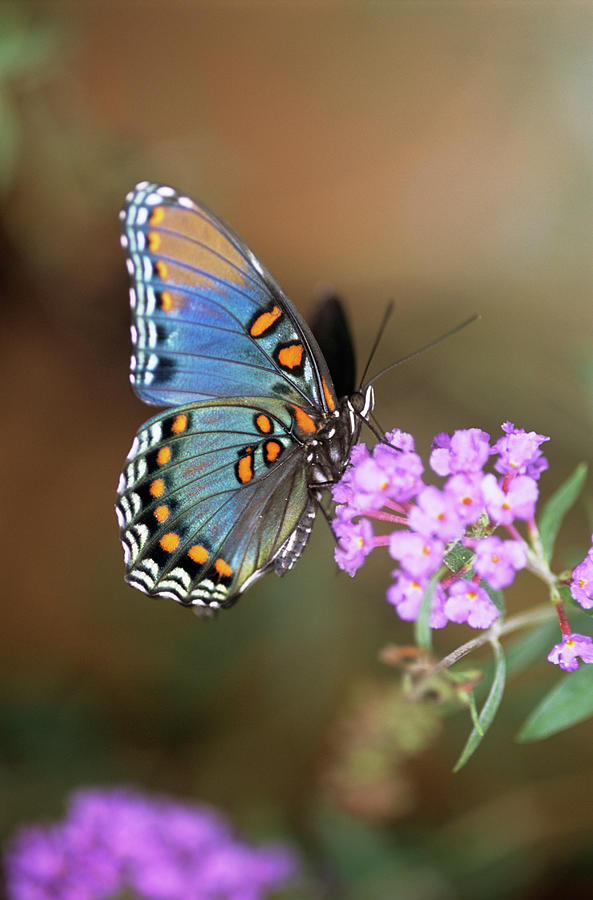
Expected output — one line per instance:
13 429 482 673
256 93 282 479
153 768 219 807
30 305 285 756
332 423 549 630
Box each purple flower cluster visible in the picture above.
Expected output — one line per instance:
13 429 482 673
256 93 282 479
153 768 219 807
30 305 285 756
5 788 298 900
332 422 551 631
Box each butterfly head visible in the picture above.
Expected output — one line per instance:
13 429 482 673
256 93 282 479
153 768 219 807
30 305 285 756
306 384 375 488
346 384 375 421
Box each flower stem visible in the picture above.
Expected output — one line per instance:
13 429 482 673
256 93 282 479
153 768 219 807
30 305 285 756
435 603 555 672
555 600 572 636
358 508 407 525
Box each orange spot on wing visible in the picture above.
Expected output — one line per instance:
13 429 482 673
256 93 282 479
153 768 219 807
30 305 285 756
188 544 208 564
237 453 254 484
155 260 169 279
171 414 188 434
150 478 165 497
215 558 233 578
159 291 185 313
154 505 170 523
255 414 272 434
322 377 336 411
278 344 303 370
265 440 282 462
160 291 173 312
293 406 316 434
156 447 171 465
250 305 281 337
160 532 179 552
149 206 165 226
148 232 161 251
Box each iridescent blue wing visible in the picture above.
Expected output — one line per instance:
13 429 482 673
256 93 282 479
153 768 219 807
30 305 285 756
115 397 315 608
121 182 338 415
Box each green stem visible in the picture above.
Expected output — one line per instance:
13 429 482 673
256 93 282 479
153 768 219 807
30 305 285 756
435 603 554 672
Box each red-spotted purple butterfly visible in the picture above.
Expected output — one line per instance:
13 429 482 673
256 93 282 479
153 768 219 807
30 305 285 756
116 182 373 609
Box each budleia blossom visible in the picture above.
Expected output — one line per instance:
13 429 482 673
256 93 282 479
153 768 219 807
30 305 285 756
4 788 298 900
547 633 593 672
332 421 593 672
569 545 593 609
473 537 527 590
492 421 549 479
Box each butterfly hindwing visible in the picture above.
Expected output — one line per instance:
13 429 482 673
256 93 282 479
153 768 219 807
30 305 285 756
116 397 314 607
121 182 338 414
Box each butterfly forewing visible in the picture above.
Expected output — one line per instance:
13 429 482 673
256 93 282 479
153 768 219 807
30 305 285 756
121 182 338 414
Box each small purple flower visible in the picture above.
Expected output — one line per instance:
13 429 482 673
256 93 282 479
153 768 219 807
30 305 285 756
473 536 527 589
332 473 354 506
481 473 538 524
493 421 549 480
408 485 464 541
350 443 370 466
388 531 444 579
351 455 394 508
548 633 593 672
334 517 375 576
4 788 299 900
387 574 448 628
444 473 485 525
444 580 500 629
372 444 425 503
384 428 416 452
430 428 491 477
570 554 593 609
334 439 424 511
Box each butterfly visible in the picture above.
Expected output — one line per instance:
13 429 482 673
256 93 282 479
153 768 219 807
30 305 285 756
116 182 374 610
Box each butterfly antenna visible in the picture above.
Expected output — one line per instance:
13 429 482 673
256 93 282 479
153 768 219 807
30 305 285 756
358 301 394 390
366 314 480 388
357 410 389 444
369 410 388 440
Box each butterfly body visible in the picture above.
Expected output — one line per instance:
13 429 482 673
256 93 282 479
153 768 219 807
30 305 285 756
116 182 373 609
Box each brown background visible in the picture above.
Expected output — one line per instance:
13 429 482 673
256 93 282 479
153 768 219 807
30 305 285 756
1 3 593 898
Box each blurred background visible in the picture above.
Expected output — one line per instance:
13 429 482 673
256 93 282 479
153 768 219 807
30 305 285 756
1 2 592 897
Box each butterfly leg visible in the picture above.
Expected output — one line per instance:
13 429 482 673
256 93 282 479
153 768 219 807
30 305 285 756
272 497 318 576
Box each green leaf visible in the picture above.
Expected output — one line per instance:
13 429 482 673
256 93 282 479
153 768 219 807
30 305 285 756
465 690 483 736
414 570 443 650
443 542 474 573
517 663 593 742
538 462 588 562
505 618 558 677
558 584 572 604
453 639 506 771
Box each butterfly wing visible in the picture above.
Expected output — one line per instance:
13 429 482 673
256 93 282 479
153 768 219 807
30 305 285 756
309 291 357 400
116 397 315 608
121 182 338 414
